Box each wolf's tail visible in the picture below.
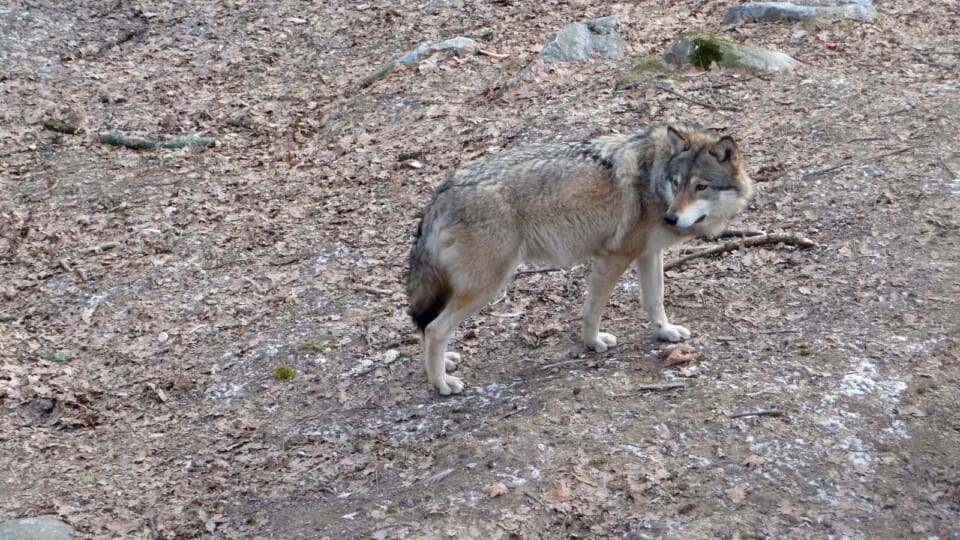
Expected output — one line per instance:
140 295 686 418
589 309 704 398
406 224 451 332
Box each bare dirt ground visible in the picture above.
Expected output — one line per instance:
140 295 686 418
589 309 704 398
2 1 959 538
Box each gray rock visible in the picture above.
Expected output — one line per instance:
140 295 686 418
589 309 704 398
396 36 478 66
663 34 798 73
540 15 625 63
723 1 875 25
364 36 478 86
0 516 74 540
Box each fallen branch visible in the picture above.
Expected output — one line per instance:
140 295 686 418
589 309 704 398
710 229 766 240
802 146 914 180
513 267 560 279
81 241 121 254
541 358 595 371
938 157 958 180
492 57 539 100
635 382 686 392
100 133 216 150
478 48 509 59
362 36 478 87
730 409 783 419
43 120 79 134
665 232 817 271
656 82 741 112
355 284 393 296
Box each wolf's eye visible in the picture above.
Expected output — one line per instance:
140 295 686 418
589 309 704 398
672 177 681 189
695 184 709 191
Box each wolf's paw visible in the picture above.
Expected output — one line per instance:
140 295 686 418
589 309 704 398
444 352 461 372
586 332 618 353
656 323 690 342
434 375 464 396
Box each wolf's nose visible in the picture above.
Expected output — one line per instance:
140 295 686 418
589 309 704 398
663 212 678 226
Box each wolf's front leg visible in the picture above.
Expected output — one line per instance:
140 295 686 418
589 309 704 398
581 256 632 352
636 251 690 342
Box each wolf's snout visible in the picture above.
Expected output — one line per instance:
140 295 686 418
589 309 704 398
663 212 678 226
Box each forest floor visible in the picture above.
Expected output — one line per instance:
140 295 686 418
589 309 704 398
1 1 958 538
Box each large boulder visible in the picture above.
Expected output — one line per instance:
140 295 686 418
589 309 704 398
0 516 74 540
724 1 876 25
663 33 799 73
540 16 625 63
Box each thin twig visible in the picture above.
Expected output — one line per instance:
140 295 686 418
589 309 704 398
478 48 509 59
729 410 783 419
657 84 741 112
879 105 915 118
635 382 686 392
513 267 560 279
81 241 121 254
43 120 79 134
541 358 593 371
493 57 539 100
802 146 914 180
938 157 958 180
665 232 817 271
355 285 393 296
709 229 767 240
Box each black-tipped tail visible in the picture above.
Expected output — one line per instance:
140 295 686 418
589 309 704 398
407 241 451 332
409 286 451 332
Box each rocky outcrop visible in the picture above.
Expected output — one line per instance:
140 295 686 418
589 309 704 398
540 16 625 63
723 1 876 25
663 33 799 73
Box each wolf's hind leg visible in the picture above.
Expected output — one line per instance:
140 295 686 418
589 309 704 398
581 255 632 352
636 251 690 341
423 288 503 395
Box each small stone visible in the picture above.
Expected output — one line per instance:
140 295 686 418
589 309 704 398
381 350 400 364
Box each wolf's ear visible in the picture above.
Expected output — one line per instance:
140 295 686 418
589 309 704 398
667 126 690 153
710 136 738 164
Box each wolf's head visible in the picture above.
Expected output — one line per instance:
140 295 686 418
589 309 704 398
661 125 753 237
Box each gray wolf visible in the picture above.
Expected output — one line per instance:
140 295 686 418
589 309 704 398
407 123 753 395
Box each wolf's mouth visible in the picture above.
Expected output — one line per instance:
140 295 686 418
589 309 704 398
695 215 707 224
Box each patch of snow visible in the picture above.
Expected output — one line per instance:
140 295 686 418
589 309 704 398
496 470 528 486
206 382 247 400
831 359 906 400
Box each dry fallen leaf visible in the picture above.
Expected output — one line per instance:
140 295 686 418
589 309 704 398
481 482 510 498
724 485 748 504
545 478 571 502
661 344 698 366
743 454 766 468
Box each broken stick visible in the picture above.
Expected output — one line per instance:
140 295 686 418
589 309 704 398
729 410 783 419
635 382 686 391
100 133 216 150
665 232 817 271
